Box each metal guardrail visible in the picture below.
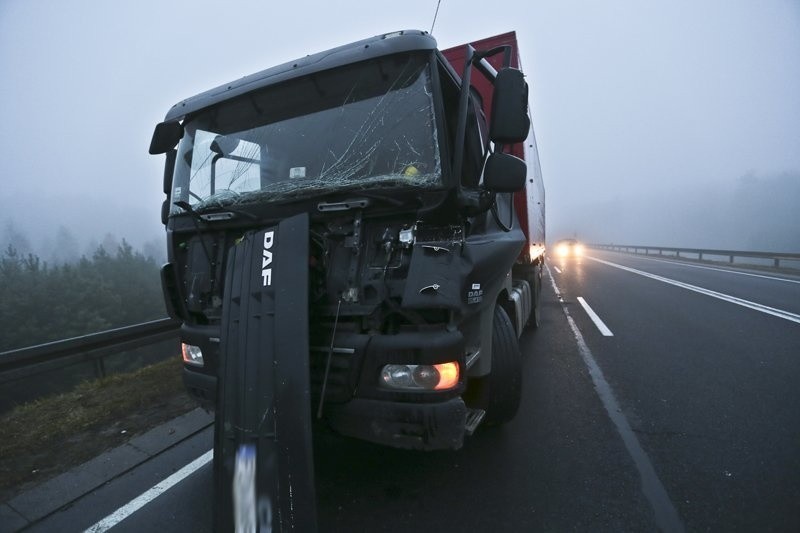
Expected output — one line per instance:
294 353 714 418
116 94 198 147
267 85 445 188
591 244 800 269
0 318 181 382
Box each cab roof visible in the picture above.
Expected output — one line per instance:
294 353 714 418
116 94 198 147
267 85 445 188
164 30 437 121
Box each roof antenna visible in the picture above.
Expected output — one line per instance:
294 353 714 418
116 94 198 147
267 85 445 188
430 0 442 34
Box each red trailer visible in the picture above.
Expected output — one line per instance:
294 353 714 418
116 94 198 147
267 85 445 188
443 31 546 269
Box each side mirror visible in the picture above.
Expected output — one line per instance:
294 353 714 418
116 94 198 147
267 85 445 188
483 152 526 192
489 68 530 144
149 121 184 154
209 135 240 157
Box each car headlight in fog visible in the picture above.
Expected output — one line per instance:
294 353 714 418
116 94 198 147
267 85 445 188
380 362 460 390
181 343 204 367
556 244 569 256
574 244 585 255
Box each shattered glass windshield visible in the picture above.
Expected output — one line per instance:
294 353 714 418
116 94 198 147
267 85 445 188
170 53 441 213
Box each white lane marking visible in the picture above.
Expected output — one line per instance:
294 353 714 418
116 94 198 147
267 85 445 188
553 266 562 274
84 449 213 532
546 265 685 533
587 256 800 325
602 252 800 285
577 297 614 336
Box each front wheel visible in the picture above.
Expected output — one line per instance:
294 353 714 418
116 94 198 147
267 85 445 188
466 305 523 426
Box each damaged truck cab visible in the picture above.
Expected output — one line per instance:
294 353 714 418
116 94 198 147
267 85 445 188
152 30 545 454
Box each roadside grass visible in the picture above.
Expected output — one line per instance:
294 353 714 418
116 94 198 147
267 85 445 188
0 356 198 501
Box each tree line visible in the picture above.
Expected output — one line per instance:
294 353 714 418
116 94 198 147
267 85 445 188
0 241 166 352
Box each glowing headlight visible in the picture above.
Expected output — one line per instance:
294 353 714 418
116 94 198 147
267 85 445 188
556 244 568 256
181 343 204 367
574 244 585 255
380 362 460 390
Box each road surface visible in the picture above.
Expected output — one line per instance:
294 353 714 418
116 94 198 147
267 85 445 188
25 250 800 532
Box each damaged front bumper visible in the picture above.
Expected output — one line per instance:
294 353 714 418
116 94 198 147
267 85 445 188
180 325 468 450
184 365 468 450
326 396 467 450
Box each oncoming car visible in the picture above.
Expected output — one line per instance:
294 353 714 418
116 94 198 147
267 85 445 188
555 239 584 257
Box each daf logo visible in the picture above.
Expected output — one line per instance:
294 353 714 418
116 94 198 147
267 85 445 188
261 230 274 286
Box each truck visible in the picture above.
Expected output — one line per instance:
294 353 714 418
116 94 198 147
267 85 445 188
150 29 545 532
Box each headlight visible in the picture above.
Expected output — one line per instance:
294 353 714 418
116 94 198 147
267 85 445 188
380 362 460 390
556 244 568 256
181 343 204 367
574 244 585 255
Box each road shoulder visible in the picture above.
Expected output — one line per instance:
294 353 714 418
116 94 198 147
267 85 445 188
1 407 213 532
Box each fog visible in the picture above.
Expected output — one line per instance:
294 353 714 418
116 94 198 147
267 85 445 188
1 0 798 260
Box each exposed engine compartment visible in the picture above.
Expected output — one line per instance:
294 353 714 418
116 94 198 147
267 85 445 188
170 212 473 335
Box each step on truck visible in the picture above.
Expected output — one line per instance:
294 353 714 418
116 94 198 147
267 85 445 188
150 29 545 532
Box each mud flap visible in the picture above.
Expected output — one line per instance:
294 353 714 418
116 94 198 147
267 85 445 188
214 212 316 532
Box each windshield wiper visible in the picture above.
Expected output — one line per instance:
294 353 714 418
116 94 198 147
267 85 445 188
316 191 414 212
348 190 406 206
317 198 371 212
173 201 207 224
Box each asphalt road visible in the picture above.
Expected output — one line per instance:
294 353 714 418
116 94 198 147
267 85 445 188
29 250 800 532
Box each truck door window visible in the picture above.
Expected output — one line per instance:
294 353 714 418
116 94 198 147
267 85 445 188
437 61 486 188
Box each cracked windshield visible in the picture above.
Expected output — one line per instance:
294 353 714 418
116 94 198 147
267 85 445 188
171 53 441 213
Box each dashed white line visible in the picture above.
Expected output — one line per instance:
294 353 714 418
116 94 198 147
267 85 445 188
577 297 614 336
545 265 685 533
84 449 213 532
587 256 800 325
553 266 562 274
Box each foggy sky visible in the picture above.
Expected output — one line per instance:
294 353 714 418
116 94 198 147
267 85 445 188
1 0 798 256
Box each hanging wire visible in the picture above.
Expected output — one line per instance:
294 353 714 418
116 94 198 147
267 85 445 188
430 0 442 34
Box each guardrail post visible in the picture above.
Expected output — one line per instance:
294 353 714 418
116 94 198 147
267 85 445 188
93 357 106 379
699 252 703 261
729 255 734 264
774 258 780 268
676 251 680 258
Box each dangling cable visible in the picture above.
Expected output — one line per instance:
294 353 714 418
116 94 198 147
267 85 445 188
317 298 342 419
430 0 442 34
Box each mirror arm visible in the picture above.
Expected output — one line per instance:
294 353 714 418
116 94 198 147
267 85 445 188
474 45 512 71
453 45 475 210
474 57 497 82
223 154 259 165
454 44 516 211
210 154 222 196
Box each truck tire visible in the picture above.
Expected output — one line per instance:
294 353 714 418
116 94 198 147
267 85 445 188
469 305 522 425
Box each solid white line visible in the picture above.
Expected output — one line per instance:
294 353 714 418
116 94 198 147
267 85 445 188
553 266 562 274
602 252 800 285
587 256 800 325
545 266 684 532
577 297 614 336
84 449 213 532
